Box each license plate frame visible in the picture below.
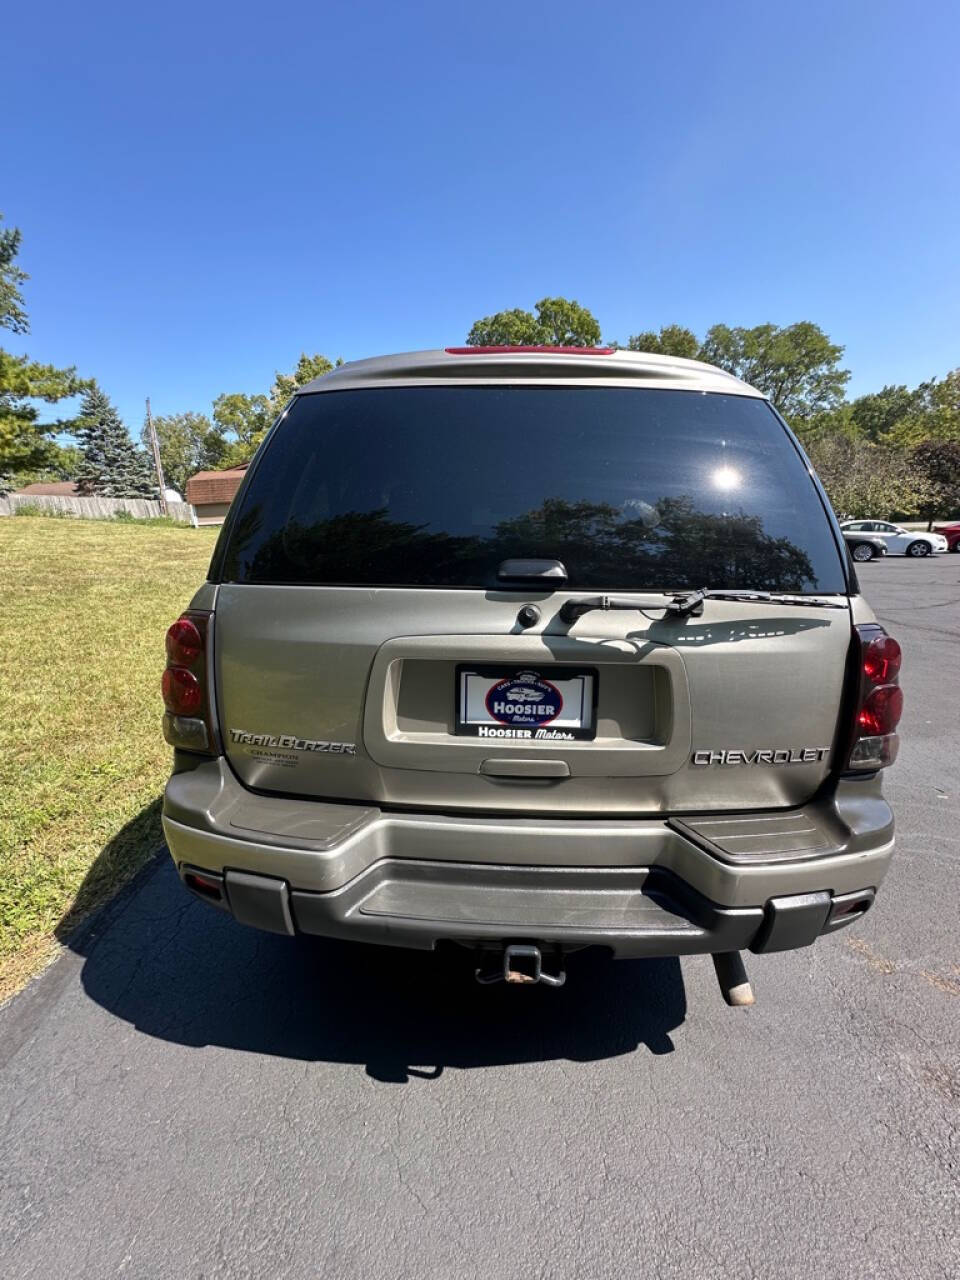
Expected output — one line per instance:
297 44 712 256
455 664 597 741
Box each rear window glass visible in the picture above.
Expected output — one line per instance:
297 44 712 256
217 387 846 592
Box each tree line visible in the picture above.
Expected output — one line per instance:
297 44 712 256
2 215 958 523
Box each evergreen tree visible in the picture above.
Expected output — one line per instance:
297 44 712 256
75 385 156 497
1 215 86 490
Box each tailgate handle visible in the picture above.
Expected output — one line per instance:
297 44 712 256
480 758 570 779
497 558 568 586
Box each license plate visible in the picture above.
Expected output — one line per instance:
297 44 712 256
456 665 596 741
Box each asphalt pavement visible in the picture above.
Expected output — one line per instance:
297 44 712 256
1 554 958 1279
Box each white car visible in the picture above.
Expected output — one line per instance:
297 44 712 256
840 520 948 558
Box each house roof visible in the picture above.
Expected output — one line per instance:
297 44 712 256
15 481 80 496
185 463 249 506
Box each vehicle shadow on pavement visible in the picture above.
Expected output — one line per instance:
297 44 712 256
68 853 688 1082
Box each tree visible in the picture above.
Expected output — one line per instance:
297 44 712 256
49 442 82 479
792 403 858 449
623 325 700 359
887 369 960 446
212 391 273 460
466 307 541 346
144 411 227 493
909 439 960 527
532 298 602 347
215 352 339 466
75 385 155 497
848 384 920 442
6 442 82 490
698 322 849 420
928 369 960 441
0 216 86 489
805 436 922 520
0 215 28 335
271 352 335 403
0 352 85 485
466 297 602 348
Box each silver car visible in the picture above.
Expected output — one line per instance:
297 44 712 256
841 530 888 562
161 348 901 1002
840 519 947 557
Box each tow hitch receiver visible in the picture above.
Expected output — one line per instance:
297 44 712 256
475 944 566 987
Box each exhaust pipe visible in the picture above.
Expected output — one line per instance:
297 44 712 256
712 951 756 1007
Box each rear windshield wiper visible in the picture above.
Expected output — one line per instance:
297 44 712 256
559 589 848 624
559 591 704 622
694 589 847 610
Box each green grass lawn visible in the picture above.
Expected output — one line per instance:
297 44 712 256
0 516 219 1002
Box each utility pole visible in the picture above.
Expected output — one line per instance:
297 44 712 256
145 397 167 516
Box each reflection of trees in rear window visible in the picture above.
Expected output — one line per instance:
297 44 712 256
218 387 842 591
238 496 815 592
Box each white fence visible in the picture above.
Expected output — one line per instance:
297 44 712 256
0 493 197 523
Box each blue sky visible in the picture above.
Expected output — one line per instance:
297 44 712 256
6 0 959 431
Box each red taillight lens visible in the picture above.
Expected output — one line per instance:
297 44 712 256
161 610 216 754
863 635 901 684
165 617 203 666
846 624 903 772
183 870 223 901
162 666 202 715
858 684 903 736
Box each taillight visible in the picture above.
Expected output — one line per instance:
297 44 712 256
858 684 904 736
165 617 203 666
161 610 217 755
161 666 202 715
862 634 901 684
846 624 903 771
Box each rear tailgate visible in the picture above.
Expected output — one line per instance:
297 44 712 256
215 584 851 814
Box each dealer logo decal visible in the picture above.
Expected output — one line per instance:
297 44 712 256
485 671 562 729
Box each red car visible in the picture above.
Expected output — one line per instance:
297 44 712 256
934 522 960 552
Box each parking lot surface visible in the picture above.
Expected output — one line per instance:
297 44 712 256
1 555 958 1279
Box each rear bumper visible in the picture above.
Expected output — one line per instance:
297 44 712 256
176 858 879 958
162 759 894 957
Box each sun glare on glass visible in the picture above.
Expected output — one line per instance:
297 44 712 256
711 465 741 490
